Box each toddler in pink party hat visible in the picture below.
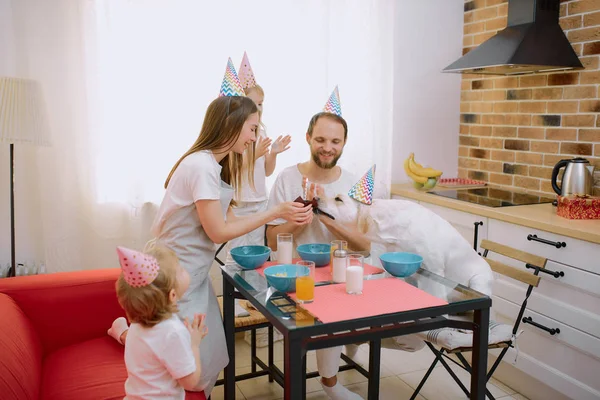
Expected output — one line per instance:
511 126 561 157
110 244 208 399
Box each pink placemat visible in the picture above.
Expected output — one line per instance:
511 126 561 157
254 259 383 283
289 278 448 324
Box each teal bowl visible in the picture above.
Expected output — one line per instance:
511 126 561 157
296 243 331 267
264 264 309 292
230 245 271 270
379 252 423 277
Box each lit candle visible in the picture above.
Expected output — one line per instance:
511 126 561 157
346 266 363 295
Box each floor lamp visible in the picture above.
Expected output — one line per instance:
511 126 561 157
0 77 51 277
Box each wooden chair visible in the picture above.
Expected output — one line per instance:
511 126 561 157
410 239 548 400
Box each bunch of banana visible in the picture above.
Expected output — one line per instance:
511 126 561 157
403 153 443 189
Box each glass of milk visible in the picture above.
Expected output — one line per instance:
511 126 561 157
346 254 364 295
277 233 293 264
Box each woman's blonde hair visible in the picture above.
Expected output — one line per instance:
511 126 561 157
116 245 180 327
164 96 259 198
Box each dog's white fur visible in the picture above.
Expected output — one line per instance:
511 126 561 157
318 194 493 296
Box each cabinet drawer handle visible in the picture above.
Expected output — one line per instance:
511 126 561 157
522 317 560 335
525 263 564 279
527 234 566 249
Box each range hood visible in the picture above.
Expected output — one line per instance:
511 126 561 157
444 0 584 75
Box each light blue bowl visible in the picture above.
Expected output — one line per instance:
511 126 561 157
379 252 423 277
264 264 310 292
296 243 331 267
230 245 271 270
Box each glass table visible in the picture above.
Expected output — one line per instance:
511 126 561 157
221 264 491 400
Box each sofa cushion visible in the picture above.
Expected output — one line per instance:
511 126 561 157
40 336 207 400
0 293 43 400
41 336 127 400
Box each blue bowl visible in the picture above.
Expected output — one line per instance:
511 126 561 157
264 264 310 292
230 245 271 270
296 243 331 267
379 252 423 277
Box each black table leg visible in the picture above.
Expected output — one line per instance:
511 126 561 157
471 307 490 400
284 333 304 400
223 276 236 399
368 339 381 400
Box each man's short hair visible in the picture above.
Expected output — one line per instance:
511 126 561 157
306 112 348 141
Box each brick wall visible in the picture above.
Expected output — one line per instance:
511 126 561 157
459 0 600 196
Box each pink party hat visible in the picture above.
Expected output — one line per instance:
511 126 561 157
219 57 245 97
117 246 160 288
238 51 257 89
322 86 342 116
348 165 376 205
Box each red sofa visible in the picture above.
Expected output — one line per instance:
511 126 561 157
0 268 206 400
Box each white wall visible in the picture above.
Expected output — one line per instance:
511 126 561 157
392 0 463 184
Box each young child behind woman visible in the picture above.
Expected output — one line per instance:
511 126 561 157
229 52 291 250
112 245 207 399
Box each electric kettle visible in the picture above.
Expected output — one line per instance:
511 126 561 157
551 157 595 196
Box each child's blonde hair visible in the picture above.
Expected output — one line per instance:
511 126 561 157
116 245 180 327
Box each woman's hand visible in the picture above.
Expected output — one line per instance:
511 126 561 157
276 202 313 224
271 135 291 155
255 136 272 159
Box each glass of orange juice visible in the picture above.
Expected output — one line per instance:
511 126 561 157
295 260 315 303
330 240 348 277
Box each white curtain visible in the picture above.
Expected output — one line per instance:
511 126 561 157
1 0 394 272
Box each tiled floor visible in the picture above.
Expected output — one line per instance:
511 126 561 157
209 338 529 400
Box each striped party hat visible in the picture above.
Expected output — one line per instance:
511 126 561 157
348 165 376 205
219 57 245 97
322 86 342 116
238 51 257 89
117 246 160 288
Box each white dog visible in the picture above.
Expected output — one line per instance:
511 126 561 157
318 194 493 296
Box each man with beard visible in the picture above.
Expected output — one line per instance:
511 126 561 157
265 89 368 400
266 111 370 259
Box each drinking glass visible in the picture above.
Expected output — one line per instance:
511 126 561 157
277 233 293 264
295 260 315 303
346 254 364 295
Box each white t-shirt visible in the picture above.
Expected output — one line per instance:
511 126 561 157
124 315 197 400
151 150 222 237
267 164 358 254
237 128 267 203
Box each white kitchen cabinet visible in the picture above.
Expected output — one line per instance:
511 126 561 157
485 218 600 400
419 202 488 253
401 194 600 400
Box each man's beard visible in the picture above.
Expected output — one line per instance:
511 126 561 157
311 150 341 169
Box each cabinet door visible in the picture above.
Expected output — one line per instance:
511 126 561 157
419 202 488 252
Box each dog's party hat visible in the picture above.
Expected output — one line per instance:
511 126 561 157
322 86 342 116
348 165 376 205
219 57 245 97
117 246 160 288
238 51 257 89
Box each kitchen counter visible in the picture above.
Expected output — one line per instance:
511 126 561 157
391 183 600 244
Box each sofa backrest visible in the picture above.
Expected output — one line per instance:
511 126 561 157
0 269 125 355
0 293 43 400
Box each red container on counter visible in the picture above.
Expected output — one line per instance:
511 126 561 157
557 194 600 220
